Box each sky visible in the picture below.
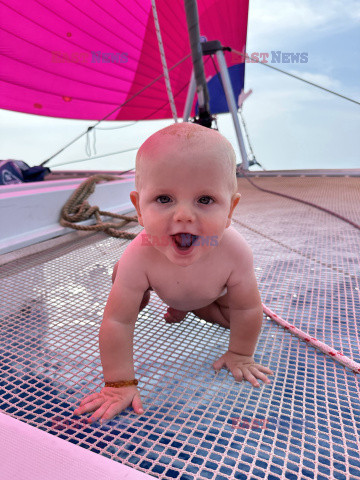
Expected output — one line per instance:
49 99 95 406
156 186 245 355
0 0 359 172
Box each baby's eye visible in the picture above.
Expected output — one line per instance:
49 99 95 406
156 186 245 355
156 195 171 204
198 196 214 205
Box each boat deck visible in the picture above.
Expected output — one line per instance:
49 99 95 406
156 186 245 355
1 175 359 480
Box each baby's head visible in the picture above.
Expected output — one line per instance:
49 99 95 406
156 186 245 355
135 122 237 196
130 122 240 266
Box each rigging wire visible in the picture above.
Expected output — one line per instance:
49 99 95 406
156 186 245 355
85 122 138 158
238 168 360 231
238 108 265 170
49 147 139 169
209 53 263 169
49 65 194 170
232 49 360 106
207 52 360 231
95 122 138 130
151 0 178 122
40 53 191 167
85 127 97 157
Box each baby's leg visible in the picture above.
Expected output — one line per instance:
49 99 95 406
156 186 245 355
164 300 230 329
192 302 230 329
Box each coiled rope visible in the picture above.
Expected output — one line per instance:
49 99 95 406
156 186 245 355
60 175 138 239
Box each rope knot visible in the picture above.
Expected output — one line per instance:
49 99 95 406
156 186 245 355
60 174 138 239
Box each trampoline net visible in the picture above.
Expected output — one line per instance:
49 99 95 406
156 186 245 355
0 176 359 480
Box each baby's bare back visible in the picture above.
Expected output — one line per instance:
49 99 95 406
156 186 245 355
126 226 249 311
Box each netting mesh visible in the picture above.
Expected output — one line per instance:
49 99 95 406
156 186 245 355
1 176 359 480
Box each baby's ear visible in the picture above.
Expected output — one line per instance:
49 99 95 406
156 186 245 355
130 191 143 226
226 193 241 227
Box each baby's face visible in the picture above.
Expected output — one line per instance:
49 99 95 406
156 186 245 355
131 136 240 267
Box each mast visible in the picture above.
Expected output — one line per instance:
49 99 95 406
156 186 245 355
183 0 213 128
183 0 249 169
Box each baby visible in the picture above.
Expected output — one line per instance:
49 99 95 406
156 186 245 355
74 122 273 423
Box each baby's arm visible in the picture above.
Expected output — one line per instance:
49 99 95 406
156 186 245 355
74 246 149 422
213 239 273 386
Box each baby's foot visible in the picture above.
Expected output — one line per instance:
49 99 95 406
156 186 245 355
164 307 188 324
139 290 151 312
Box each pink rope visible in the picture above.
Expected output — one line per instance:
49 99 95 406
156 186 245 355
262 303 360 374
238 172 360 372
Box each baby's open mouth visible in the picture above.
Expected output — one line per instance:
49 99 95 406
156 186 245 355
171 233 198 249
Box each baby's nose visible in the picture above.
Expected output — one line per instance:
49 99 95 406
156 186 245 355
173 203 195 222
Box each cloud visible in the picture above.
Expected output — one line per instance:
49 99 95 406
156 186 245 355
230 61 360 170
243 66 340 116
248 0 360 46
287 71 341 90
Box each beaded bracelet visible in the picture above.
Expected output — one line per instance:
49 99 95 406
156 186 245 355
105 379 138 388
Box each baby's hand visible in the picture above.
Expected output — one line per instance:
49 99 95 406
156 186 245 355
73 386 143 423
213 351 273 387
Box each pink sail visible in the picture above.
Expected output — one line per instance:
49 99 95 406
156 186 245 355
0 0 248 120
